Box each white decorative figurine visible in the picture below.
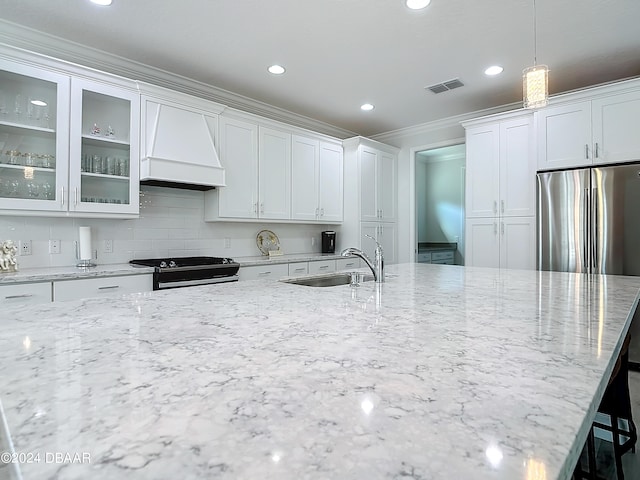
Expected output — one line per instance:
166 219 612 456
0 240 18 272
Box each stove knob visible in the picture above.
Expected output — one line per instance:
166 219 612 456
169 260 177 268
160 261 168 268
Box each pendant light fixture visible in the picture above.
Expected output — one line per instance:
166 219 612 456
523 0 548 109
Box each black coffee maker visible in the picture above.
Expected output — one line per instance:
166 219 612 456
321 231 336 254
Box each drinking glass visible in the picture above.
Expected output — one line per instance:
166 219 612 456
14 94 23 121
91 154 102 174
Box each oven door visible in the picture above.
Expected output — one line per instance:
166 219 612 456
154 265 239 290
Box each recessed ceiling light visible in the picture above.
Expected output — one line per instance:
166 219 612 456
360 103 375 111
91 0 113 5
406 0 431 10
484 65 504 76
30 99 47 107
268 65 286 75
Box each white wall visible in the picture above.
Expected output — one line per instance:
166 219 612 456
0 186 335 270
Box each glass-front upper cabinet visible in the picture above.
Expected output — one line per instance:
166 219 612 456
0 61 70 211
69 77 139 215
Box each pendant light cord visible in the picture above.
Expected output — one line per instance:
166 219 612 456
533 0 538 66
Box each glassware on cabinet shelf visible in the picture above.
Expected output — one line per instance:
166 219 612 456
0 90 7 117
91 155 102 174
91 123 100 135
8 150 20 165
14 94 23 122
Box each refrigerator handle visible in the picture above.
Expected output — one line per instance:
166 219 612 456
584 188 589 272
592 187 598 273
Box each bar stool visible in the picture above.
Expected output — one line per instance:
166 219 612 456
573 334 637 480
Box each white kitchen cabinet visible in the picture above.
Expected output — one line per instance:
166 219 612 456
537 89 640 170
361 222 396 266
336 257 361 271
0 282 52 305
0 61 70 213
291 135 343 222
0 57 139 217
465 114 535 219
288 262 309 277
259 126 291 219
465 216 535 270
359 145 396 223
308 260 336 275
238 263 289 281
69 77 139 215
318 142 344 222
53 274 153 302
214 116 259 219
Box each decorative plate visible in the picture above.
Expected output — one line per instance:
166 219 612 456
256 229 280 255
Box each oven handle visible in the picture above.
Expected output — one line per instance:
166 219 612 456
156 275 239 290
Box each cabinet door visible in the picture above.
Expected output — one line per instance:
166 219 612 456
360 223 379 263
69 77 139 215
360 147 379 222
465 218 500 268
318 142 343 222
500 116 535 217
500 216 536 270
379 223 397 265
336 257 361 270
259 127 291 219
465 124 500 218
379 151 396 222
0 62 70 212
0 282 52 305
288 262 309 277
536 102 592 170
291 135 319 220
217 116 258 218
592 91 640 164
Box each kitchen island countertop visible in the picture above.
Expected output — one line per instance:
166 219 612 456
1 263 639 480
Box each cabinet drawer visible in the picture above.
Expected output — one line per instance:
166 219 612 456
54 274 153 302
308 260 336 274
336 258 361 271
0 282 52 305
432 251 454 262
238 263 289 281
288 262 309 277
417 253 431 263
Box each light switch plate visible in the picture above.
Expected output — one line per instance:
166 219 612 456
49 239 61 254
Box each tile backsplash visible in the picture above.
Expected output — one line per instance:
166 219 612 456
0 186 338 269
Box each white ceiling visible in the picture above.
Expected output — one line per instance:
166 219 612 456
1 0 639 137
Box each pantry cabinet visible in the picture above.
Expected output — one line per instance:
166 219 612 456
360 145 396 223
536 89 640 170
361 222 396 266
462 112 535 270
0 56 139 217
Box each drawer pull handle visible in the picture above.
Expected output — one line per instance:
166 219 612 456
259 271 271 276
5 294 34 299
319 265 328 269
294 268 305 272
98 285 120 290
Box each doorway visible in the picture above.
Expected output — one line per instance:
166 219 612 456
415 144 465 265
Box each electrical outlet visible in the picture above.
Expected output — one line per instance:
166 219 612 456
19 240 32 256
224 238 231 249
104 239 113 253
49 239 61 254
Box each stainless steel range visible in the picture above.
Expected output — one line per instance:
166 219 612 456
129 256 240 290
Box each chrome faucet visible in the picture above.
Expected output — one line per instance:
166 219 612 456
341 235 384 283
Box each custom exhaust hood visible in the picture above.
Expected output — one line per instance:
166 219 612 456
140 97 226 191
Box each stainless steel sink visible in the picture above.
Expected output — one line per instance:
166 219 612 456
280 272 374 287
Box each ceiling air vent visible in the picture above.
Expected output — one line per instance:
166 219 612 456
425 78 464 94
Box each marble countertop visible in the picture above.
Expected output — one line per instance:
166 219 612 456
1 263 639 480
0 263 154 285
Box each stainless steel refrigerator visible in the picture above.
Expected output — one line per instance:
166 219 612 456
537 163 640 368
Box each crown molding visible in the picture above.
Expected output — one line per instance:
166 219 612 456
0 19 356 140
